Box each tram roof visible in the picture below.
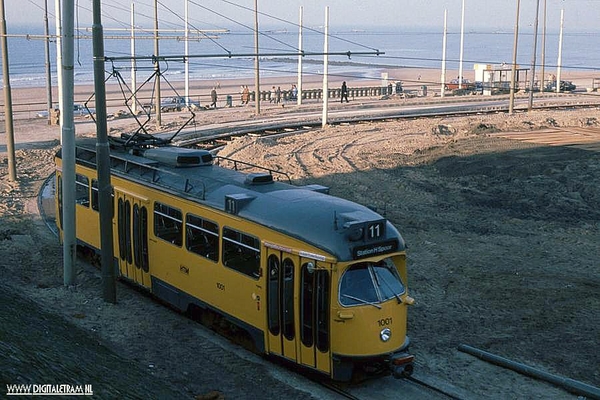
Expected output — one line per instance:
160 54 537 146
67 144 406 261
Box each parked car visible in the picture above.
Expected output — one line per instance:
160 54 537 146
36 103 95 118
144 96 201 112
544 80 576 92
445 78 476 91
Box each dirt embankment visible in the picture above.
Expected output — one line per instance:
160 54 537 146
1 105 599 399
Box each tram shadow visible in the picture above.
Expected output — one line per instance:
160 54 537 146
305 140 600 395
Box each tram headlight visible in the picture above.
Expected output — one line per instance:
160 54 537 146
380 328 392 342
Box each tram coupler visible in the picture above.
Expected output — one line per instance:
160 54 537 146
390 353 415 378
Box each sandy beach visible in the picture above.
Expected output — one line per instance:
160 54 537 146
5 65 431 115
4 64 594 124
1 58 600 398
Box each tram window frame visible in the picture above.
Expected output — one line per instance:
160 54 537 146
117 198 125 260
153 202 183 247
57 175 63 230
91 179 99 211
222 227 261 279
185 214 219 262
281 257 295 341
300 263 315 347
315 270 330 353
75 174 90 207
133 204 149 272
125 200 132 264
133 204 141 268
91 179 114 215
267 254 280 336
300 264 330 352
140 206 149 272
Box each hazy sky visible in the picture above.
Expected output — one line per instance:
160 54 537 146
7 0 600 33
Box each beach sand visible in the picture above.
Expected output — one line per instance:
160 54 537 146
4 64 593 120
1 62 600 398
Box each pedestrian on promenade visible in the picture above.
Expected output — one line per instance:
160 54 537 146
241 86 250 105
269 86 276 103
276 86 282 104
210 87 218 108
341 81 349 103
291 84 298 101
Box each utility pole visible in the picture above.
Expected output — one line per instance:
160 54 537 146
440 9 448 98
0 0 16 181
458 0 465 89
92 0 116 303
556 9 564 93
254 0 260 115
154 0 161 127
321 6 329 128
184 0 189 106
131 2 137 114
54 0 63 127
527 0 541 111
44 0 53 124
61 0 76 286
540 0 547 92
297 6 303 106
509 0 520 114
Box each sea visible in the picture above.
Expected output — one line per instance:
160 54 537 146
2 25 600 89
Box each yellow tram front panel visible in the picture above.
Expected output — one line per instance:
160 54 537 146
330 254 410 357
331 300 409 356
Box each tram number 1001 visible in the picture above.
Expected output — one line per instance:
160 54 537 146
378 317 393 327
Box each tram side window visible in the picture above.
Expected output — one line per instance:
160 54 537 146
186 214 219 262
57 175 63 230
301 264 315 347
315 270 330 353
75 174 90 207
267 255 280 336
91 180 99 210
154 202 183 246
91 179 114 215
282 258 295 341
133 204 149 272
300 264 330 352
222 227 260 279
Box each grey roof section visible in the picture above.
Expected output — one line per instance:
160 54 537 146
74 145 406 261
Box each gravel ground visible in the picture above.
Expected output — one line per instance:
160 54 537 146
1 101 599 399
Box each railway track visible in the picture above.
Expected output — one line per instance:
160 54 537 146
168 95 600 150
317 375 464 400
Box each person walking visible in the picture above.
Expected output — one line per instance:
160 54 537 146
210 87 218 109
241 85 250 105
275 86 282 104
341 81 349 103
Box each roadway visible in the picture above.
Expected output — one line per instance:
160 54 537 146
159 91 600 146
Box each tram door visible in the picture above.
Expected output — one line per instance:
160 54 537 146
115 190 150 288
266 247 331 375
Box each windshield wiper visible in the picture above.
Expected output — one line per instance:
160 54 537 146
342 294 382 309
373 269 403 304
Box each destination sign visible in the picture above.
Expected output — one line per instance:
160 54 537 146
352 240 398 259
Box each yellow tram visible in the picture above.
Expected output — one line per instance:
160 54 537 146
55 143 414 381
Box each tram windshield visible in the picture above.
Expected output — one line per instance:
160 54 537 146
339 258 405 307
